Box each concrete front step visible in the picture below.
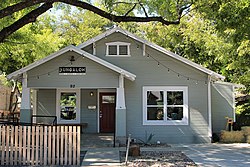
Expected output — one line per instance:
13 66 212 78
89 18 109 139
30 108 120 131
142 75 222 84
81 148 120 166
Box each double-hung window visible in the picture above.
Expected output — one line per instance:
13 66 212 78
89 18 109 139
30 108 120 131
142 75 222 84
143 86 188 125
106 42 131 57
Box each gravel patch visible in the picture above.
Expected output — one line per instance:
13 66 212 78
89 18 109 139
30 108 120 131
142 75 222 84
120 151 197 167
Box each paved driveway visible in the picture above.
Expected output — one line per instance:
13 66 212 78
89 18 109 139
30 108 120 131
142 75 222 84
173 144 250 167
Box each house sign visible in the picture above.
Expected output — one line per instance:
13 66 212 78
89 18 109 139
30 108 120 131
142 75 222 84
59 67 86 75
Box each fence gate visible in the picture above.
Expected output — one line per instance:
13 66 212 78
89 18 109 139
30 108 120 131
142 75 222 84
0 125 81 166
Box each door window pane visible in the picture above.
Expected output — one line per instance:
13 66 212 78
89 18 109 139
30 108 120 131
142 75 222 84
102 95 115 103
60 92 77 120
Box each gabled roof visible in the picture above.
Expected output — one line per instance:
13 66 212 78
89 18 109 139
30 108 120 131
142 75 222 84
77 26 225 81
7 45 136 81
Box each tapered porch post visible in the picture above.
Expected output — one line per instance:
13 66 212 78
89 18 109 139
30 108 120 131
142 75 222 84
116 74 126 144
20 72 32 123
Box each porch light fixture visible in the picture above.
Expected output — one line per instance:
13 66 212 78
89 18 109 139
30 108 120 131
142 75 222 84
90 91 94 96
70 56 75 65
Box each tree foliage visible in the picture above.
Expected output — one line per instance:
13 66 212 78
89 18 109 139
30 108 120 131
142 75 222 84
0 0 194 42
0 11 63 74
194 0 250 92
57 9 111 46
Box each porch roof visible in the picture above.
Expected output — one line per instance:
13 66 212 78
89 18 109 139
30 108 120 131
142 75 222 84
77 26 225 81
7 45 136 81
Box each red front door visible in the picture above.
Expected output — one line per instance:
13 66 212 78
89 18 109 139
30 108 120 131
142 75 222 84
99 93 116 133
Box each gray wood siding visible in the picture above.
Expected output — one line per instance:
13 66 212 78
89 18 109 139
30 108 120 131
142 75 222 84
80 89 98 133
36 89 56 124
86 32 210 143
212 83 234 134
27 51 119 88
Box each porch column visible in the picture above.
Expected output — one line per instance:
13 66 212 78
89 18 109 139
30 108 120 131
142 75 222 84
116 74 126 142
20 73 32 123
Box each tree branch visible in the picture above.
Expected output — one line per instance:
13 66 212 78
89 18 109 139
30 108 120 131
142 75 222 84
0 0 55 19
177 1 193 19
60 0 179 24
138 1 148 17
124 3 137 16
0 2 53 43
0 0 181 43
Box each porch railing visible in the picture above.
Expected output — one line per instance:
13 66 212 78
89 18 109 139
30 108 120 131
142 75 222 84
0 125 81 166
31 115 57 125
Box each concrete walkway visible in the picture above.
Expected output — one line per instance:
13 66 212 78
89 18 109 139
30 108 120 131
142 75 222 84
81 148 121 166
81 144 250 167
173 144 250 167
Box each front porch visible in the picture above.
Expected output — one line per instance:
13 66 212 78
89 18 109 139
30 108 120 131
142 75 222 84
21 86 128 146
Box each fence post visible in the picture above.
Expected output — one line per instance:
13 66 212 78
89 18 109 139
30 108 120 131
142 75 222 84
77 126 80 165
31 126 35 166
60 126 64 165
6 126 10 164
27 126 31 165
48 126 51 165
44 126 47 166
39 126 43 165
1 126 5 165
10 126 14 165
69 126 72 165
14 126 18 165
52 126 56 165
19 126 22 165
64 126 68 165
22 126 27 165
73 126 77 165
35 126 39 166
56 126 60 165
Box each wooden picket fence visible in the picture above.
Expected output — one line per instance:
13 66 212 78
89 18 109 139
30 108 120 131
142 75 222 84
0 125 81 166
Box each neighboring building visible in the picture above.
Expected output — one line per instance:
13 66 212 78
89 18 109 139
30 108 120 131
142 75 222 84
7 27 238 144
0 82 11 116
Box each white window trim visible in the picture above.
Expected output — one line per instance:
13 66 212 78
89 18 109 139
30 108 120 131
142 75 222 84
143 86 188 125
106 41 131 57
56 89 81 124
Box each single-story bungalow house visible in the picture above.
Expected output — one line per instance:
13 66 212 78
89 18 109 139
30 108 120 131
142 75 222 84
7 27 239 144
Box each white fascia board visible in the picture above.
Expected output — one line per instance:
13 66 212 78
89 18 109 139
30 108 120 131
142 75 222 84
73 47 136 81
77 27 225 81
7 45 76 80
214 81 245 89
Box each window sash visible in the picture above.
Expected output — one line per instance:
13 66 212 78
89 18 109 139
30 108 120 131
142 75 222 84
106 42 130 56
108 45 117 55
143 86 188 125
